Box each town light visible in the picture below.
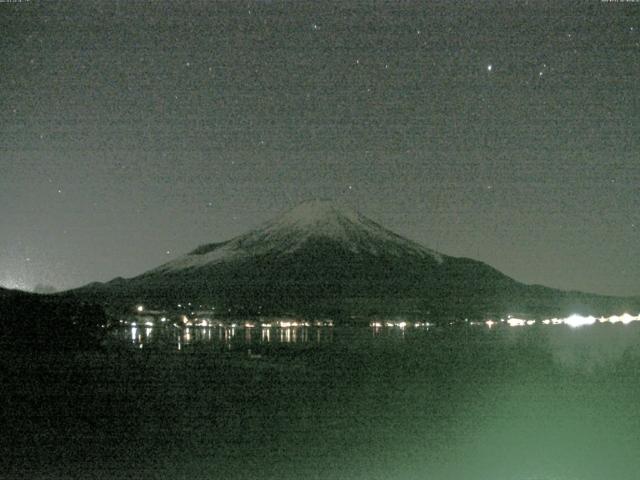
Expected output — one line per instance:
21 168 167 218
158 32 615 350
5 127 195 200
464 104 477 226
564 314 596 328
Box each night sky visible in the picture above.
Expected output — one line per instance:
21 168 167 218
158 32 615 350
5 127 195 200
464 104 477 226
1 1 638 296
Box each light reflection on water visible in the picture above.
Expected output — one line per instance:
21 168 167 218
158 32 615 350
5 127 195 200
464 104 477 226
115 321 640 372
117 323 339 350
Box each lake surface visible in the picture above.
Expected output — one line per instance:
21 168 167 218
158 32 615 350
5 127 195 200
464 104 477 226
4 322 640 480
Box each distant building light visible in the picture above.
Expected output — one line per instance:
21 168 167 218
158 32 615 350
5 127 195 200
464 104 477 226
564 314 596 328
136 305 144 312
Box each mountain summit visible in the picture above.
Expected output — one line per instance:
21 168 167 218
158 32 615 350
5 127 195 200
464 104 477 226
151 199 442 274
71 200 638 320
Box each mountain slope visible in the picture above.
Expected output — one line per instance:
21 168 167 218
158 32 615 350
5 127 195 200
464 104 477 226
149 199 443 274
69 200 639 320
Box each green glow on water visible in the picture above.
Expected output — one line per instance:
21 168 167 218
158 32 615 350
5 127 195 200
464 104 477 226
4 324 640 479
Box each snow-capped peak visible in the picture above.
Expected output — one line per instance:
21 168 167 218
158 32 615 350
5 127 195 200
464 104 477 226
148 199 443 273
256 199 370 240
271 199 362 229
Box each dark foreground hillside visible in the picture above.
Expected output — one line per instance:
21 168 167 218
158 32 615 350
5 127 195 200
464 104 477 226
0 287 106 350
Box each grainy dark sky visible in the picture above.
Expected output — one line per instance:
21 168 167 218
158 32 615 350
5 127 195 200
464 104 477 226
1 0 638 296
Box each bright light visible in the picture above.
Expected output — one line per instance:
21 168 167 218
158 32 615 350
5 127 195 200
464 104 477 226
507 318 526 327
564 314 596 328
620 313 636 324
485 320 495 328
136 305 144 312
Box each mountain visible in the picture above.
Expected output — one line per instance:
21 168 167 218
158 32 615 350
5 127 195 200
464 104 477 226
68 200 639 321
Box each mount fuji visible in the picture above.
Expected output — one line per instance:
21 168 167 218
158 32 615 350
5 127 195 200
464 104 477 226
69 200 638 320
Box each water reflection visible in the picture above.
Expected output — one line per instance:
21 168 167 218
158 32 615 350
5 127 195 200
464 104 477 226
117 321 336 350
116 314 640 360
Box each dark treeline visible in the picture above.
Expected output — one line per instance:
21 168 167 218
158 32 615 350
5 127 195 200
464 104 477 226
0 288 107 350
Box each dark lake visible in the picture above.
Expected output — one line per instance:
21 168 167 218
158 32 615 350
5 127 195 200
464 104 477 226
3 322 640 479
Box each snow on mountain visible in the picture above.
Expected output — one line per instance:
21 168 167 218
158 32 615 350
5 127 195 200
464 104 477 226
149 199 443 274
